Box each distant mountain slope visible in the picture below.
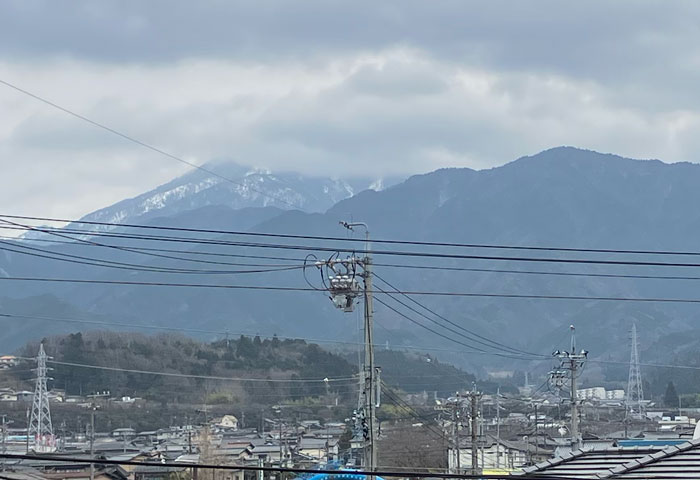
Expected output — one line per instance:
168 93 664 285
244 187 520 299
62 161 400 235
5 147 700 374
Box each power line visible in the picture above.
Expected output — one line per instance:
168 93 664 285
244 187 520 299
0 218 307 274
373 272 543 358
373 296 539 361
0 81 300 209
8 213 700 258
15 358 355 384
380 385 446 440
11 225 700 270
0 276 318 292
0 453 583 480
11 227 700 282
0 227 305 264
12 226 700 282
375 286 541 360
0 240 305 275
0 311 503 357
6 275 700 304
10 222 700 269
374 261 700 282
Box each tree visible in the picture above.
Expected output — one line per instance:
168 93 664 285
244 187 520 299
664 381 679 407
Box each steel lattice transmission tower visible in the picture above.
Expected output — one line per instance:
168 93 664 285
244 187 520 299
627 324 645 418
29 344 56 453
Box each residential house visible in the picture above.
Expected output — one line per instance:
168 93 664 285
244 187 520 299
448 434 552 472
215 416 239 430
0 355 19 369
12 458 130 480
132 465 187 480
520 440 700 478
0 390 18 402
296 437 339 463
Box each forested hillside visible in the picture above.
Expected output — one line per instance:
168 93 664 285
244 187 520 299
4 332 496 405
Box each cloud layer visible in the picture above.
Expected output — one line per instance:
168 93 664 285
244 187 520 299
1 1 699 218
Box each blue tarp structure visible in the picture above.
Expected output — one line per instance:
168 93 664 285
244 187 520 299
299 473 386 480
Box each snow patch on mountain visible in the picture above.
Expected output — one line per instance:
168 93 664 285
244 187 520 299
40 162 404 239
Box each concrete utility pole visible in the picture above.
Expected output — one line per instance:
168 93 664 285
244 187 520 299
550 326 587 450
25 409 29 454
273 406 283 467
89 404 96 480
534 403 539 459
322 221 378 474
445 394 463 474
466 390 481 475
1 415 12 472
495 388 501 468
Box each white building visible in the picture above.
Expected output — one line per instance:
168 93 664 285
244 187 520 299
577 387 625 400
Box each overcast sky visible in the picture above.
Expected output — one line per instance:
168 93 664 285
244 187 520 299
2 1 700 219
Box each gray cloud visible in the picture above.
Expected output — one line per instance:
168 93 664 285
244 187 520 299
2 2 698 79
2 1 700 218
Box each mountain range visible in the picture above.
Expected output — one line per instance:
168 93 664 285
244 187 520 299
3 147 700 388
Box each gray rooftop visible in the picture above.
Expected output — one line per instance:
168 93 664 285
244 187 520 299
521 447 663 478
522 439 700 479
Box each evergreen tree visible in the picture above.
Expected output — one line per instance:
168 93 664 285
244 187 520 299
664 381 679 407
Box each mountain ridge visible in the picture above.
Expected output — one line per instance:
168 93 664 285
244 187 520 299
5 146 700 380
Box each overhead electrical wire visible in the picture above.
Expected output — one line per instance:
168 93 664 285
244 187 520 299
13 357 355 383
8 223 700 270
0 233 303 267
380 384 446 440
8 213 700 259
0 311 505 357
10 225 700 282
373 271 545 358
6 275 700 305
374 261 700 282
10 226 700 283
12 310 693 374
375 286 539 360
0 80 301 209
373 296 540 361
0 217 306 273
0 452 584 480
0 240 305 275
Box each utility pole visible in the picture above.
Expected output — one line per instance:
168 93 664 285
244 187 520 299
446 394 462 474
495 388 501 469
89 404 96 480
25 409 29 454
550 326 587 450
321 221 378 474
534 403 539 459
60 420 67 452
274 407 283 468
1 415 12 472
467 390 481 475
2 415 6 472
